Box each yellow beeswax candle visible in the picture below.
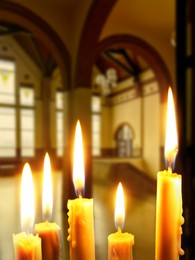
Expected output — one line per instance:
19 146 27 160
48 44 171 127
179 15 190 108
155 87 184 260
34 221 60 260
108 183 134 260
67 198 95 260
34 153 61 260
13 233 42 260
155 170 184 260
13 163 42 260
108 230 134 260
67 120 95 260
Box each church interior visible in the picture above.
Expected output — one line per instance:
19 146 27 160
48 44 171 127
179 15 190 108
0 0 194 259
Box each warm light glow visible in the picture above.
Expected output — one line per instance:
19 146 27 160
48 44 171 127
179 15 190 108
165 87 178 169
73 120 85 196
42 153 53 221
21 163 35 233
114 182 125 230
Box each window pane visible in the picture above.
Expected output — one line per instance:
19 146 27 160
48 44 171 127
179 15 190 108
56 111 64 156
21 110 34 130
0 130 16 147
0 60 15 104
56 92 64 109
92 115 101 132
57 147 63 157
92 114 101 156
92 96 101 112
0 108 16 129
20 87 34 106
0 148 16 157
21 131 34 146
20 109 34 157
57 112 63 131
21 148 34 157
0 107 16 157
92 133 100 145
92 147 101 156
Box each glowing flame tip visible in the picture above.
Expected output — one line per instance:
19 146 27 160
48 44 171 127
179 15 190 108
114 182 125 231
164 87 178 170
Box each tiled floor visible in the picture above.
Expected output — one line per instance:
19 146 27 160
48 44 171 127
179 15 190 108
0 163 156 260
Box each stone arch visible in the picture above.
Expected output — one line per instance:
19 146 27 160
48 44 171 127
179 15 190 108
93 34 172 102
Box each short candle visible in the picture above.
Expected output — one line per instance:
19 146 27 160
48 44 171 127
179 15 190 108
13 163 42 260
34 153 61 260
108 182 134 260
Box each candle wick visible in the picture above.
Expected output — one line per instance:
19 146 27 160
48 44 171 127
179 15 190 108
118 227 122 233
78 190 83 199
25 230 30 237
168 165 172 173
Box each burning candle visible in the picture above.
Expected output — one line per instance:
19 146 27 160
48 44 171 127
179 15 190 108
34 153 61 260
108 182 134 260
67 120 95 260
13 163 42 260
155 87 185 260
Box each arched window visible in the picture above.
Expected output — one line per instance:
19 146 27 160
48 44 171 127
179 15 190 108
115 124 133 157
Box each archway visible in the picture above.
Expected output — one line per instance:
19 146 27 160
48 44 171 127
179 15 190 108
93 34 172 102
0 1 70 88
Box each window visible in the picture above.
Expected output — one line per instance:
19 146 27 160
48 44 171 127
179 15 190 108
0 59 15 104
19 86 35 157
116 124 133 157
0 107 16 157
56 91 64 156
0 60 16 157
91 95 101 156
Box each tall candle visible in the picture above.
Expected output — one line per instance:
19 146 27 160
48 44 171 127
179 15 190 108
155 87 185 260
67 120 95 260
34 153 61 260
13 163 42 260
108 182 134 260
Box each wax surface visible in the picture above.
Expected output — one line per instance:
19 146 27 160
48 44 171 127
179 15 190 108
155 170 184 260
13 232 42 260
34 222 61 260
67 198 95 260
108 231 134 260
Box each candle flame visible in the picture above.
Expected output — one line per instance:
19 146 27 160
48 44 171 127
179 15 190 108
73 120 85 197
114 182 125 231
21 163 34 233
42 153 53 221
165 87 178 170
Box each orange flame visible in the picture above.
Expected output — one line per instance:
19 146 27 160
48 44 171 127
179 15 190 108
21 163 34 233
114 182 125 231
73 120 85 196
165 87 178 170
42 153 53 221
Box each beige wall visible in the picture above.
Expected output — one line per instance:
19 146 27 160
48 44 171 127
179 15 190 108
143 93 160 177
111 98 142 150
100 75 162 177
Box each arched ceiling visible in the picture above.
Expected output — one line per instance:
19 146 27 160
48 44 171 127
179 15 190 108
1 0 175 88
0 21 57 76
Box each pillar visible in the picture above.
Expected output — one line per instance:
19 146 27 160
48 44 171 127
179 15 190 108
62 87 92 209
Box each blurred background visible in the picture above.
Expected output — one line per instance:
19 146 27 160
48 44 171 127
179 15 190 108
0 0 193 259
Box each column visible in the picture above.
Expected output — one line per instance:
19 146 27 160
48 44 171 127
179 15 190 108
62 87 92 207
